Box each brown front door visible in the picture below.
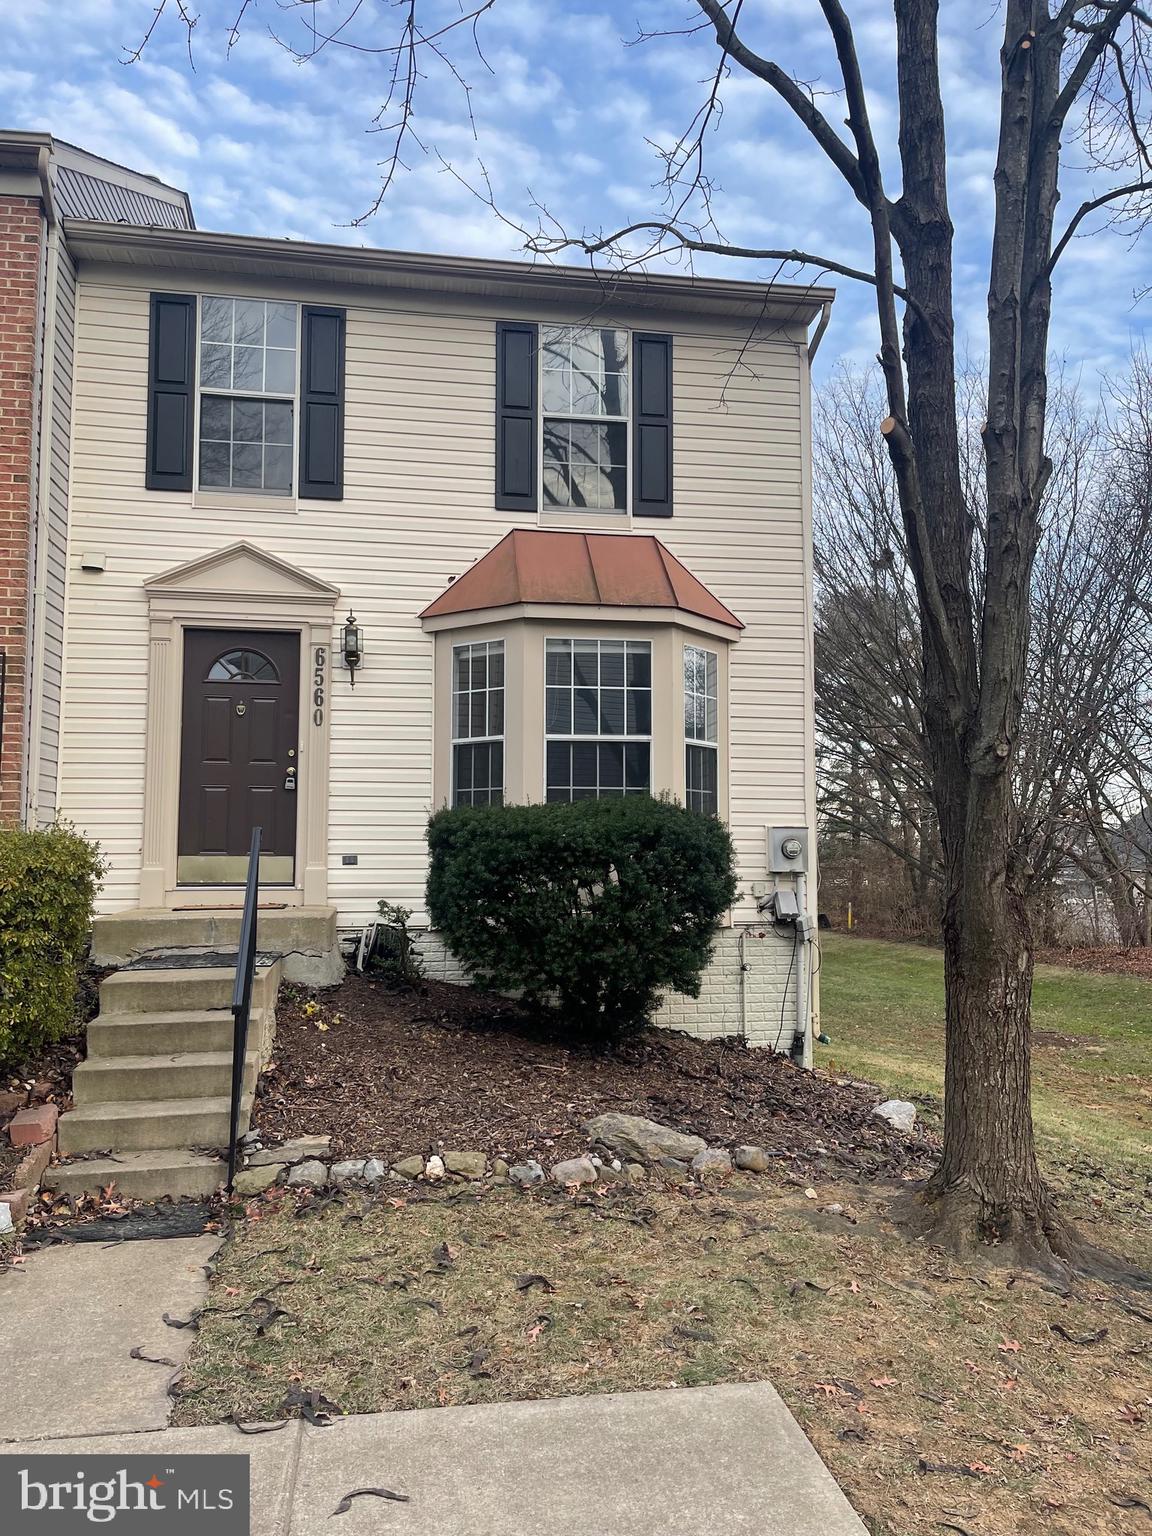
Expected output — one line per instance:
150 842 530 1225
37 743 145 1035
178 629 300 885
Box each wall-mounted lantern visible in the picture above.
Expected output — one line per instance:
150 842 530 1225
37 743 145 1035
342 612 363 687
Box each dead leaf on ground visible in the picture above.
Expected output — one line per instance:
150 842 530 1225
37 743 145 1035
514 1273 555 1293
331 1487 410 1516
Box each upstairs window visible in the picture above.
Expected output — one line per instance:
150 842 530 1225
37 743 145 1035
198 297 297 494
541 328 630 512
545 638 651 800
684 644 719 815
452 640 504 806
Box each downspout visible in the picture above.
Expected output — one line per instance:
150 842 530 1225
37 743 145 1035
25 145 59 826
807 299 832 363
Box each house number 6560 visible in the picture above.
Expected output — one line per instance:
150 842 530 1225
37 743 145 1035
313 646 326 727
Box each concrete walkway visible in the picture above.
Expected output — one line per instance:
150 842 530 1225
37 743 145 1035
0 1236 219 1440
0 1239 865 1533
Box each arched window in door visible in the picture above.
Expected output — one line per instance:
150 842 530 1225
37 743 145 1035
206 648 280 683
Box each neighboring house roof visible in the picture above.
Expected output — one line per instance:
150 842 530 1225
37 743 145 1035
0 130 194 228
420 529 744 629
53 163 191 228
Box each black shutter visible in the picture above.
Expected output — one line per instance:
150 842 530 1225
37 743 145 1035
299 305 346 500
633 332 673 518
495 321 538 510
146 293 196 492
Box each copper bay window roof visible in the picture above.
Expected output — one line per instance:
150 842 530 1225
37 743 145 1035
419 530 743 630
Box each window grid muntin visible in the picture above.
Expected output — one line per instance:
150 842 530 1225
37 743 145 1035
197 295 299 496
452 641 505 806
540 326 630 513
545 638 652 802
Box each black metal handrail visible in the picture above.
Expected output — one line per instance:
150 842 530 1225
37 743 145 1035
226 825 262 1193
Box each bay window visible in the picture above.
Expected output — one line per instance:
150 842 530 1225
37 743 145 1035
545 638 651 800
452 640 505 806
684 644 719 815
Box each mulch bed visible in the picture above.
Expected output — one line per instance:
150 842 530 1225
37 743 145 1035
1036 944 1152 980
256 974 938 1178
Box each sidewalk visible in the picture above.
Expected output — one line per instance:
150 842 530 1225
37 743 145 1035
0 1239 866 1534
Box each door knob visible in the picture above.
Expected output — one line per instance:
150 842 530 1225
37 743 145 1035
284 766 297 792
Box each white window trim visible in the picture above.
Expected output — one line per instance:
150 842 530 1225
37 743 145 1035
193 295 301 501
538 326 632 518
543 636 653 801
451 639 506 806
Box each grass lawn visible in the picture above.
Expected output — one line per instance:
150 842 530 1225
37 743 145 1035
816 934 1152 1176
176 938 1152 1536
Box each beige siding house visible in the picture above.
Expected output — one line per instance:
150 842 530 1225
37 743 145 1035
58 222 829 1053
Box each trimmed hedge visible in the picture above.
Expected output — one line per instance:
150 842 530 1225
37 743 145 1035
426 797 738 1040
0 823 105 1066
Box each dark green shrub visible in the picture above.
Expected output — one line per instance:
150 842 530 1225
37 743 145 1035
426 797 738 1040
0 823 106 1066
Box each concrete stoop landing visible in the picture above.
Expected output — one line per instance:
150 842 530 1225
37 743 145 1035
49 904 342 1201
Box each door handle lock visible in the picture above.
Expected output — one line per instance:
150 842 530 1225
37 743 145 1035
284 767 297 792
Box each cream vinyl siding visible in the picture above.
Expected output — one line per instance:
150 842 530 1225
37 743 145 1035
62 271 813 922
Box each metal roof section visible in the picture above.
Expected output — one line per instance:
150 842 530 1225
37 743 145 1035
0 131 194 228
53 164 192 228
420 529 744 629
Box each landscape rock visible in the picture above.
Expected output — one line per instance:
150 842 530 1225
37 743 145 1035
509 1160 545 1187
691 1148 733 1179
249 1135 331 1168
585 1112 706 1165
492 1159 510 1178
443 1150 487 1180
330 1158 368 1186
0 1203 13 1234
237 1129 261 1149
658 1157 689 1175
285 1159 328 1188
625 1163 647 1186
391 1155 425 1180
363 1159 387 1184
593 1163 626 1185
733 1144 771 1173
233 1165 283 1195
0 1090 28 1118
551 1155 598 1187
425 1155 446 1181
873 1099 917 1134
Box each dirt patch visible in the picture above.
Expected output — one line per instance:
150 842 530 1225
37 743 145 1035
176 1179 1152 1536
1036 945 1152 980
256 975 938 1178
1032 1029 1096 1050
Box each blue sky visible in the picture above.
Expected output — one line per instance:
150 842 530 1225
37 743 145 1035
4 0 1150 381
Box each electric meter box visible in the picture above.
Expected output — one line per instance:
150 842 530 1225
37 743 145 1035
768 826 810 874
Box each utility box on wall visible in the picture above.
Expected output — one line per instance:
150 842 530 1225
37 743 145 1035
767 825 810 874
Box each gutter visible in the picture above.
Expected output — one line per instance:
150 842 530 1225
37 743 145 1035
63 219 836 324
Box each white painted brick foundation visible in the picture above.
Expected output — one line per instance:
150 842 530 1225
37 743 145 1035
413 925 807 1052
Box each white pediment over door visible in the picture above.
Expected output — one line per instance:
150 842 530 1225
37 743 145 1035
145 541 341 606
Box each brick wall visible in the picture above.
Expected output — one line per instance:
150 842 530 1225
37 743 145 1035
0 195 42 824
415 923 807 1050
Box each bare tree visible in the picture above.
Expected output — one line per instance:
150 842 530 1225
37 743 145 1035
815 358 1152 946
137 0 1152 1271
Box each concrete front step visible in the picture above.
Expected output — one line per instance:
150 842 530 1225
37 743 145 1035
73 1050 260 1105
99 962 280 1017
91 905 341 986
45 1149 227 1201
87 1009 240 1058
57 1095 251 1155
